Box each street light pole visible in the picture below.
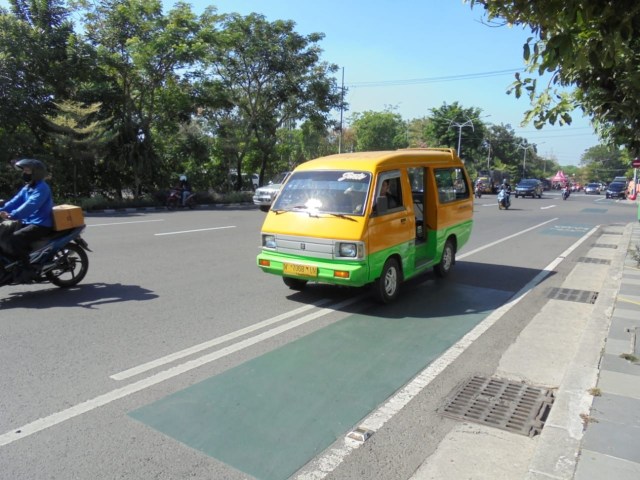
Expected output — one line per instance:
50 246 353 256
517 143 535 178
449 119 474 159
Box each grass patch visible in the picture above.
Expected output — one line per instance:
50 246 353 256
588 387 602 396
620 353 639 362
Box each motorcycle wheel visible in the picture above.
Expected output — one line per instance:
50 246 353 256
166 197 178 210
187 197 196 209
45 243 89 287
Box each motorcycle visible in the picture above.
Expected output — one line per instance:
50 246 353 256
562 187 570 200
166 188 196 210
497 188 511 210
474 184 483 198
0 225 90 288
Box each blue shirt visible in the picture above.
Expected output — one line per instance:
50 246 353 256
0 181 54 228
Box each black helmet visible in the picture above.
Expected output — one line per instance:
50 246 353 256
15 158 48 182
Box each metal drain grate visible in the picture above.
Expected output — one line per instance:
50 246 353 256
576 257 611 265
439 376 554 437
592 243 618 249
601 231 623 235
547 287 599 304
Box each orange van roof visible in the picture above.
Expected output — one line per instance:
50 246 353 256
293 148 462 172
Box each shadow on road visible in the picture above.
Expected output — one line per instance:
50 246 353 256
0 282 158 309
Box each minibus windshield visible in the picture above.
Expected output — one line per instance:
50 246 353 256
272 170 371 216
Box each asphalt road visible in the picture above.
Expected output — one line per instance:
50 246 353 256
0 191 635 480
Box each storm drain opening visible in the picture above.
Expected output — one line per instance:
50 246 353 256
576 257 611 265
601 231 623 235
547 287 599 304
439 376 554 437
592 243 618 249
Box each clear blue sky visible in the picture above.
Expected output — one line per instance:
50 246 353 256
1 0 600 166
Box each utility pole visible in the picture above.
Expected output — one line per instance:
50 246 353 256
338 67 344 154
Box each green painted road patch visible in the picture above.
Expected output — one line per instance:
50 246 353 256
130 284 512 480
542 223 593 237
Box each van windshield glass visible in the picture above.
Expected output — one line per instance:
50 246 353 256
272 170 371 216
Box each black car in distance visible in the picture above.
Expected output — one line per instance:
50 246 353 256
605 182 626 199
514 178 543 198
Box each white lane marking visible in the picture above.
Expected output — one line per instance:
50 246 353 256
297 225 600 480
154 226 235 236
458 218 558 260
0 295 365 448
541 205 556 210
482 203 498 207
111 300 333 380
88 220 165 227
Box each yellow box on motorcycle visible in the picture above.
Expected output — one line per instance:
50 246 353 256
52 204 85 231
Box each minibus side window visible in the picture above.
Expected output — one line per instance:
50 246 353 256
374 172 403 214
435 168 469 203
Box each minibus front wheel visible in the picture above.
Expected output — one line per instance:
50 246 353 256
283 277 308 291
434 238 456 278
373 257 401 304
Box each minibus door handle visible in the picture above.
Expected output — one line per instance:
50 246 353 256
400 217 407 224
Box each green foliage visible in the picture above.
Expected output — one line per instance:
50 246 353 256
350 110 408 151
468 0 640 154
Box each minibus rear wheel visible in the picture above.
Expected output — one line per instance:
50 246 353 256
283 277 307 290
434 238 455 278
374 257 401 303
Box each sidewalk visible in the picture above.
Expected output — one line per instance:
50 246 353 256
410 220 640 480
572 221 640 480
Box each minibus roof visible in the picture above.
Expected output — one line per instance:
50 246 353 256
293 148 463 172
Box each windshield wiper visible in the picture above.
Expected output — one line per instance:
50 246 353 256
327 213 357 221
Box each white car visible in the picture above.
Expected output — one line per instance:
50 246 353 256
252 172 290 212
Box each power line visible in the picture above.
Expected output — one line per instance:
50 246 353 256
347 68 524 88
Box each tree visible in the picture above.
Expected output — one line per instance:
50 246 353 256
82 0 203 196
424 102 488 163
467 1 640 155
202 13 343 186
350 110 408 151
580 145 629 182
43 100 113 198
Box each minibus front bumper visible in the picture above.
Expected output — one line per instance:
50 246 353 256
257 251 370 287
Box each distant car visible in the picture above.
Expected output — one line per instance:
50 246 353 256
252 172 291 211
605 182 626 199
514 179 543 198
584 183 601 195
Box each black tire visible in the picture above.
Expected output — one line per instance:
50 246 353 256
373 257 401 304
434 238 455 278
166 197 178 210
187 197 196 209
283 277 307 291
259 205 270 212
45 243 89 288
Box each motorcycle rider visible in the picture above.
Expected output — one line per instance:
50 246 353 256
175 175 192 206
0 159 54 280
498 179 512 208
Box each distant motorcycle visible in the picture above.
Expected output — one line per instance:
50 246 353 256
562 187 570 200
474 184 482 198
166 188 196 210
497 188 511 210
0 225 90 288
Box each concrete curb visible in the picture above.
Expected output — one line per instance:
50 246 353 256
83 202 254 215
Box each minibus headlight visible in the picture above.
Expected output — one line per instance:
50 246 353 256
262 234 276 249
338 242 358 258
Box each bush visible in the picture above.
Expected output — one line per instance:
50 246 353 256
69 190 254 211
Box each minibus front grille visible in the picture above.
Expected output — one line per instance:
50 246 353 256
275 234 335 259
